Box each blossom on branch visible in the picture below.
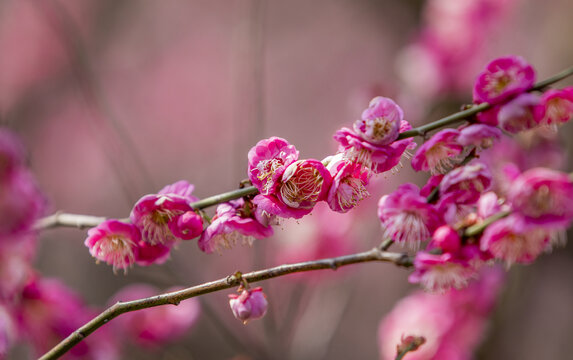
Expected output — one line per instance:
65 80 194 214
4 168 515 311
228 287 268 324
473 55 535 104
84 220 141 272
198 198 273 253
411 128 462 174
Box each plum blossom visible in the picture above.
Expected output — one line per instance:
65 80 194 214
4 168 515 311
0 129 25 180
334 120 415 175
507 168 573 228
247 137 299 195
16 278 119 360
457 123 502 149
85 220 142 272
0 303 16 357
497 93 543 133
378 183 442 248
353 96 403 145
480 215 550 265
409 251 475 293
198 198 273 254
0 234 36 300
130 181 203 246
0 169 45 239
439 162 492 204
379 267 504 360
279 159 332 209
538 87 573 128
326 154 369 213
473 55 535 104
411 129 462 174
228 287 268 324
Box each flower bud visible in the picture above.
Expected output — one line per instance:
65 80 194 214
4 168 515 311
228 287 268 324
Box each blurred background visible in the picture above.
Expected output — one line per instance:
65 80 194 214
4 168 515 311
1 0 573 359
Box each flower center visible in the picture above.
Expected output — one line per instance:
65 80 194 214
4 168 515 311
280 166 324 208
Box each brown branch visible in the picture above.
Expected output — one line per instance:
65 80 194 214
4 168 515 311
39 247 412 360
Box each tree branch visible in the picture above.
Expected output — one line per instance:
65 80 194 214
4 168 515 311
397 64 573 140
39 247 412 360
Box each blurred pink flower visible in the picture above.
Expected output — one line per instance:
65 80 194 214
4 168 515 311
411 129 462 174
0 235 36 300
473 55 535 104
497 93 543 133
457 123 502 149
109 284 200 348
378 183 442 248
273 202 357 266
439 162 492 204
0 302 17 358
379 267 504 359
409 252 474 293
507 167 573 228
539 87 573 127
17 278 119 360
480 215 550 265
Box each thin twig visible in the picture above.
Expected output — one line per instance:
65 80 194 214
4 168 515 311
39 247 411 360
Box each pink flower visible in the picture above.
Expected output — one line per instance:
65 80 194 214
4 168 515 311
108 284 200 347
326 154 369 213
17 278 119 360
378 290 455 360
278 159 332 209
411 129 462 174
409 252 475 293
228 287 268 324
0 303 17 357
247 137 299 195
507 168 573 228
131 190 201 246
252 193 311 220
0 129 25 181
379 268 504 360
477 191 503 219
473 55 535 104
0 234 36 300
85 220 141 273
457 123 502 149
0 169 45 238
378 183 442 248
439 162 492 204
497 93 543 133
353 96 403 145
198 199 273 253
480 215 550 265
539 87 573 127
334 120 415 174
427 225 461 254
133 241 171 266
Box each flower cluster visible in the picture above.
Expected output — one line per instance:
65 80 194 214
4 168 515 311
377 55 573 293
379 267 504 359
85 181 204 272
